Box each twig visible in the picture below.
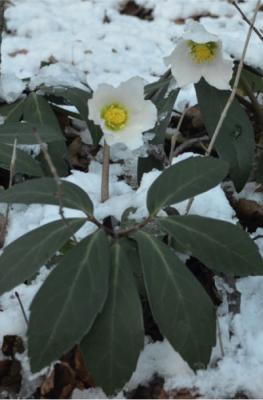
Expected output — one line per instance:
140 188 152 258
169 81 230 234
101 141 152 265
101 141 110 202
253 234 263 241
15 291 29 326
185 0 261 215
33 129 77 243
231 0 263 42
168 104 189 166
173 135 209 157
217 317 225 358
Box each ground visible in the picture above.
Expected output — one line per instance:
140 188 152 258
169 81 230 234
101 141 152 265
0 0 263 398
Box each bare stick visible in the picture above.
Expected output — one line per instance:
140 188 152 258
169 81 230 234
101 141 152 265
185 0 261 215
231 0 263 42
173 135 209 157
33 129 77 243
168 104 189 166
217 317 225 358
101 141 110 202
15 291 29 326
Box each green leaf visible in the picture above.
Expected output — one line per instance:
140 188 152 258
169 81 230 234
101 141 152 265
81 240 144 395
29 230 110 372
135 231 216 369
0 143 43 176
0 218 86 295
43 86 102 145
0 123 64 144
23 93 68 176
144 70 172 102
147 156 229 216
23 93 62 134
196 79 255 191
158 215 263 276
151 89 179 144
37 141 69 177
0 177 93 215
256 152 263 183
0 98 26 122
241 68 263 93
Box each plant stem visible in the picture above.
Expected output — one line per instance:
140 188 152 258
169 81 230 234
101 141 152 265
168 104 189 166
101 141 110 202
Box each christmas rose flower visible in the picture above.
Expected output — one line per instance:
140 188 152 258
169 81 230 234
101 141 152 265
88 77 157 150
164 21 233 90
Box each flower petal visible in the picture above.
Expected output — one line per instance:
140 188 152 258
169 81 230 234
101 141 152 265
165 41 202 87
202 48 234 90
88 83 116 123
103 126 144 150
184 21 219 43
130 100 158 132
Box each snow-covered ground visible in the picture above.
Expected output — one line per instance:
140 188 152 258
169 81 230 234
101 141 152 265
1 0 263 398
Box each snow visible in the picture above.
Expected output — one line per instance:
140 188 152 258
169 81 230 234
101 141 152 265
0 0 263 398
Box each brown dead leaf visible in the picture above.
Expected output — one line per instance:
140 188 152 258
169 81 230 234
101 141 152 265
8 49 28 57
68 137 99 171
233 198 263 231
166 388 200 399
40 362 76 399
0 359 22 394
2 335 25 358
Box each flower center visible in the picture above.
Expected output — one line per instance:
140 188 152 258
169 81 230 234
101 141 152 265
187 40 218 64
101 103 128 131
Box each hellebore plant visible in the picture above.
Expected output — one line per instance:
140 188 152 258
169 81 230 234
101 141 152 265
0 14 262 397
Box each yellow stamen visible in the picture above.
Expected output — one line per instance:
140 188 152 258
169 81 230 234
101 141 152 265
187 40 218 64
101 103 128 131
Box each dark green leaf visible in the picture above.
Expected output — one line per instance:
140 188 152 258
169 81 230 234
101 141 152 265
147 156 229 216
0 123 64 144
158 215 263 276
196 79 255 191
23 93 62 134
240 68 263 93
144 70 172 102
256 152 263 183
151 89 179 144
0 218 86 295
135 231 216 369
81 240 144 395
29 230 110 372
0 177 93 215
0 98 26 122
37 141 69 177
23 93 68 175
43 86 102 145
0 143 43 176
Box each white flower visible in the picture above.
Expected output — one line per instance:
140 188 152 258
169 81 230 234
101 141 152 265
88 77 157 150
164 21 233 90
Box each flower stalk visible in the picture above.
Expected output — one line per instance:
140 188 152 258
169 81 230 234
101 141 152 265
101 141 110 202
